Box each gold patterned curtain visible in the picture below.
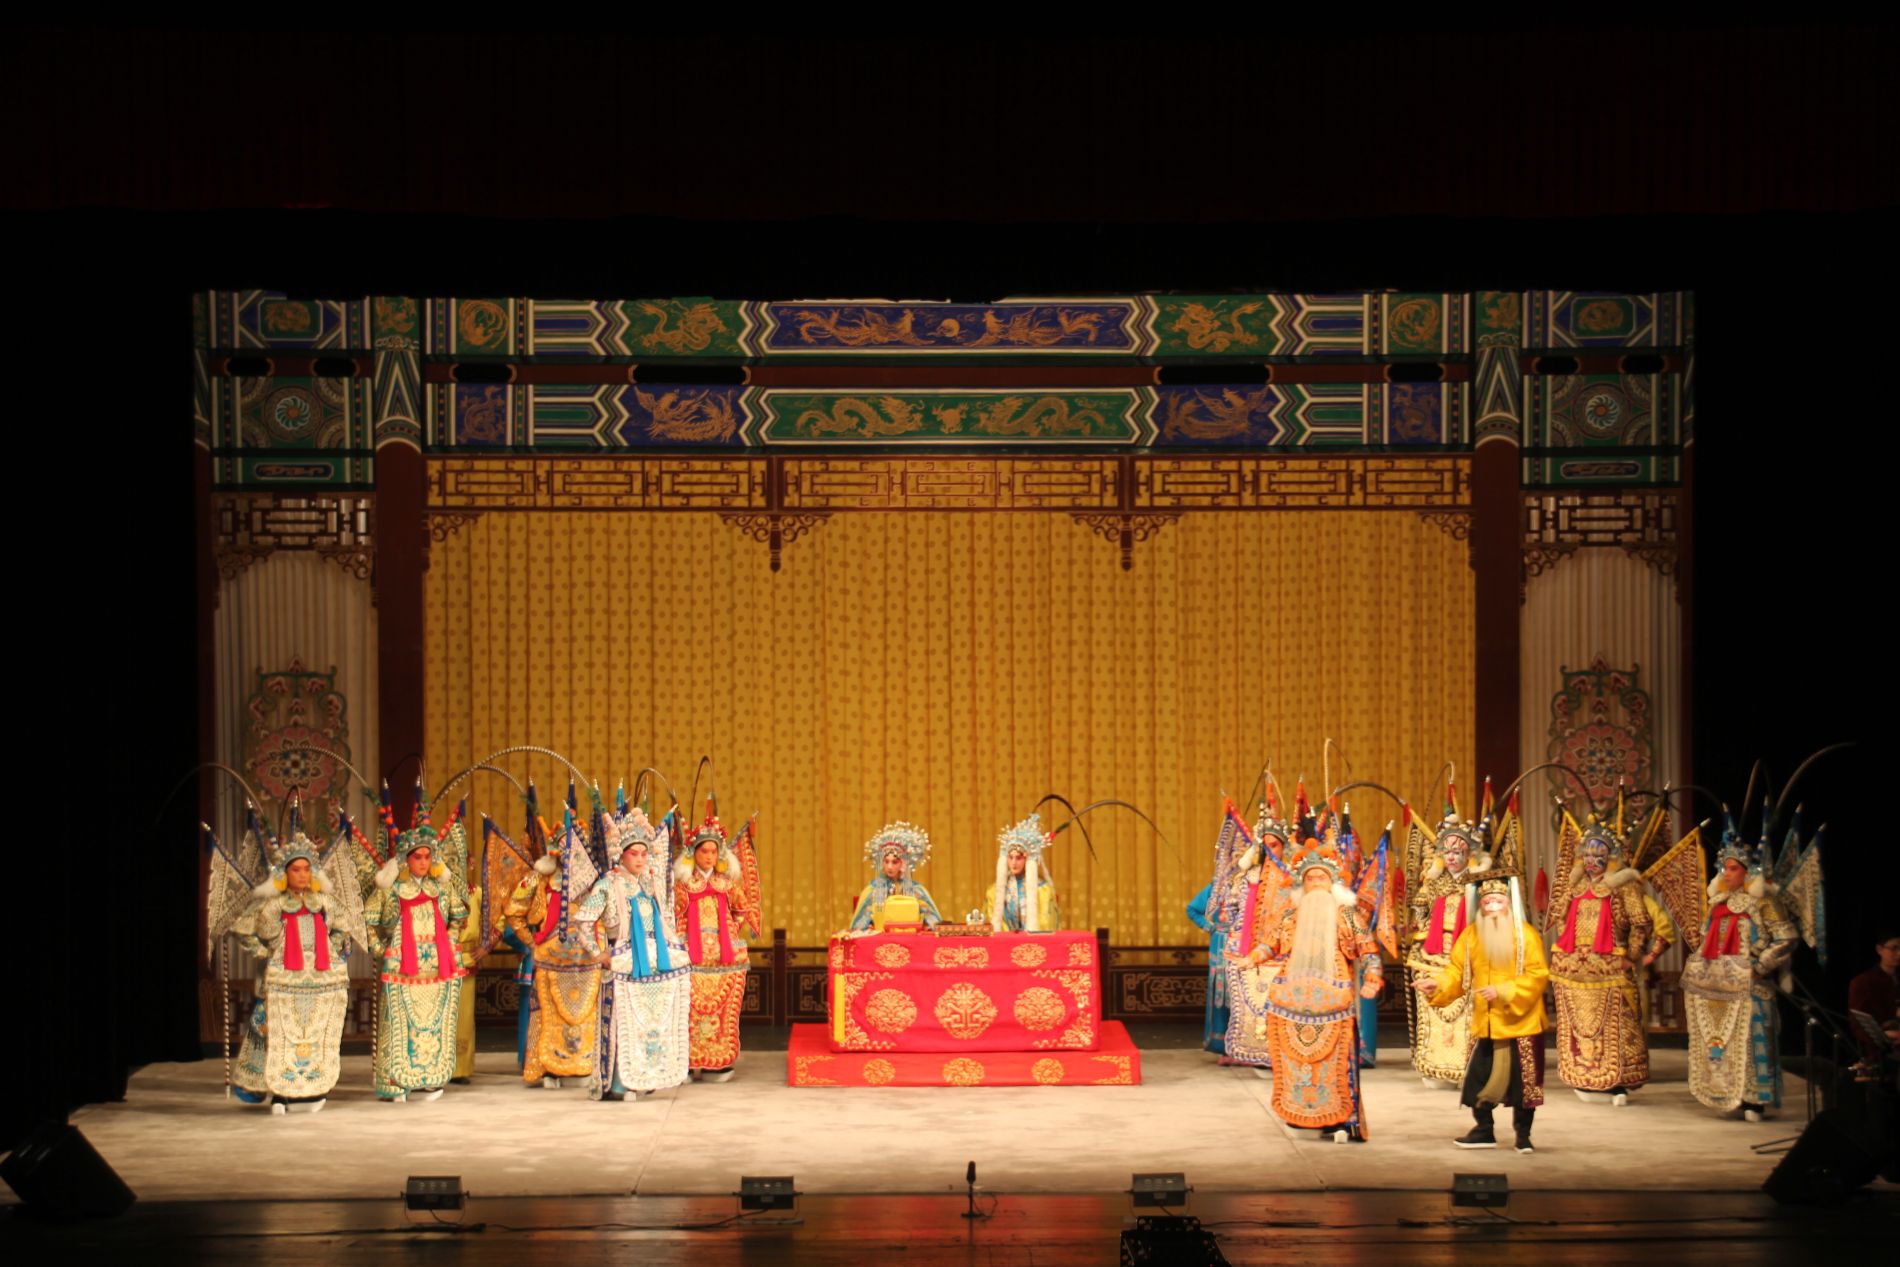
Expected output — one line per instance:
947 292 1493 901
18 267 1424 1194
424 511 1472 946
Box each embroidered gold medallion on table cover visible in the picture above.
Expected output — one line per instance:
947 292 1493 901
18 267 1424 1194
423 511 1473 949
828 932 1099 1053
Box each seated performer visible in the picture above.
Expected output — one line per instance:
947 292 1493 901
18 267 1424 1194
849 822 942 932
1420 876 1549 1153
1257 837 1382 1142
986 814 1061 932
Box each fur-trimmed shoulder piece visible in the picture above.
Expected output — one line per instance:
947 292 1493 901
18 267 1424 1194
1468 853 1493 875
375 856 401 891
1424 858 1445 883
534 854 558 876
1605 867 1642 889
253 878 280 899
1332 882 1357 908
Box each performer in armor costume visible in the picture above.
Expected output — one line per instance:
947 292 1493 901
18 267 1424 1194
1545 790 1688 1103
675 800 761 1080
1681 801 1824 1121
579 794 690 1099
213 798 365 1113
1404 778 1495 1086
850 822 942 931
986 814 1061 932
1215 789 1296 1075
363 781 472 1102
1255 830 1384 1141
504 792 605 1089
1422 873 1549 1153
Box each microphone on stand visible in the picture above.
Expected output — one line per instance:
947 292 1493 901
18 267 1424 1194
961 1160 982 1219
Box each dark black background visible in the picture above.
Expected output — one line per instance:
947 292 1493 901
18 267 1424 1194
8 23 1893 1145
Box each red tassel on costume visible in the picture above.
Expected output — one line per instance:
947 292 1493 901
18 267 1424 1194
283 909 304 971
1700 903 1744 960
311 912 330 971
1590 895 1616 954
534 890 564 945
1534 868 1548 915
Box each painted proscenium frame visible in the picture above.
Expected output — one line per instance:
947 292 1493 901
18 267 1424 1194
193 287 1692 869
195 289 1689 473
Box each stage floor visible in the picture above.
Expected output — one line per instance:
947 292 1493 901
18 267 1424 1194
37 1045 1864 1203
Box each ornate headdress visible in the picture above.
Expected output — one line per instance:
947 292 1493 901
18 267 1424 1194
270 794 324 892
864 821 931 873
1424 776 1495 883
677 799 739 881
1286 834 1356 907
373 775 462 890
1237 781 1293 875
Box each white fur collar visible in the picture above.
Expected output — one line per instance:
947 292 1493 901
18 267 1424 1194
374 856 401 891
534 854 558 876
1332 882 1357 908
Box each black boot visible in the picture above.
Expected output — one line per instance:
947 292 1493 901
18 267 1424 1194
1512 1106 1535 1154
1455 1104 1497 1149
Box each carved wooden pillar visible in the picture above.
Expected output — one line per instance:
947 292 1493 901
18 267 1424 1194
1471 300 1524 783
376 443 426 822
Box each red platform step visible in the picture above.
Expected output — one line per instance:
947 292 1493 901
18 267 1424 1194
787 1021 1142 1087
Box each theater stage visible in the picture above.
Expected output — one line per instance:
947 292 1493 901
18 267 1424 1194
26 1043 1854 1204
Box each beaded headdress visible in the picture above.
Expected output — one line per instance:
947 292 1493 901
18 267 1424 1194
864 821 931 873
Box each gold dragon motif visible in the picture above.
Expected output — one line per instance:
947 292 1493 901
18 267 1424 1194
1170 301 1264 353
971 395 1108 437
635 386 739 443
637 301 729 354
792 395 926 438
1159 384 1274 441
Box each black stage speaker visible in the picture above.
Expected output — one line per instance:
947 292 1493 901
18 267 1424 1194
1761 1109 1886 1206
0 1122 137 1220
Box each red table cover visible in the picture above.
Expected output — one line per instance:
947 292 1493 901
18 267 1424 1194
827 931 1102 1053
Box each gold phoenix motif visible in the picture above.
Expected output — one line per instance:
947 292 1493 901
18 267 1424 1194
865 988 919 1034
934 983 1000 1040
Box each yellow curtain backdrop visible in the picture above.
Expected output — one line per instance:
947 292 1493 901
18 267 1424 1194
424 510 1473 947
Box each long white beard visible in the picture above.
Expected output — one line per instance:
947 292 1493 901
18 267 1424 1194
1288 888 1342 981
1478 911 1517 972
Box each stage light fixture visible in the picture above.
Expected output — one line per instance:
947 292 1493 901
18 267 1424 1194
738 1175 798 1212
404 1175 466 1213
1450 1172 1509 1208
1129 1172 1189 1209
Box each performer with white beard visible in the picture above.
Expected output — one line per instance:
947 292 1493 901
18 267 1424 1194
1419 876 1549 1152
1254 837 1383 1141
